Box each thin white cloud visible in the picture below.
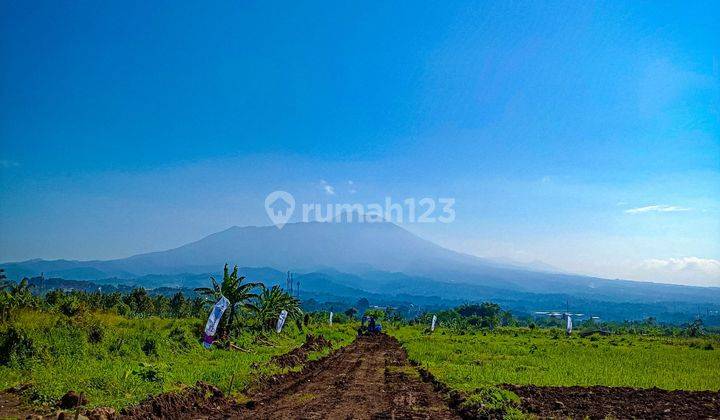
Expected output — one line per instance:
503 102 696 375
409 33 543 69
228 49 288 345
624 204 691 214
348 180 357 194
633 257 720 287
320 179 335 195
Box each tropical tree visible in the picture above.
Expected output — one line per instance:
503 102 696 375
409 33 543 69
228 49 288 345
9 278 35 308
344 307 358 319
0 271 10 322
0 277 35 321
169 292 188 318
195 264 262 336
123 287 154 315
253 285 302 330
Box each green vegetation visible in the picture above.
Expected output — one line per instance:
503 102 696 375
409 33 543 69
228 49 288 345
0 264 356 410
389 325 720 391
0 309 356 409
3 267 719 416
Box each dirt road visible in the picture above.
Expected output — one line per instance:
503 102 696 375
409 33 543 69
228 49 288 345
124 334 458 419
243 334 457 419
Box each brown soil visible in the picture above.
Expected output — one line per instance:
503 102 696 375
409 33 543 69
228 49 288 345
120 381 237 418
502 384 720 419
269 333 333 368
0 385 57 420
122 333 458 419
245 333 458 419
30 334 720 419
0 389 35 420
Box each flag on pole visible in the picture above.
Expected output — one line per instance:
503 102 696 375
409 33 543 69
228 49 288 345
566 315 573 335
329 311 333 325
276 309 289 333
203 296 229 349
431 314 437 332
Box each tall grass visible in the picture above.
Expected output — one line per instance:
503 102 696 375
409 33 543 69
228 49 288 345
0 309 356 409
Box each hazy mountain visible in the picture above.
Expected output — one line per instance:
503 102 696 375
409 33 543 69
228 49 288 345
3 221 498 278
3 221 719 312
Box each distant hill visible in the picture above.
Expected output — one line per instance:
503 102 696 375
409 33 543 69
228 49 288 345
2 222 564 278
3 221 719 323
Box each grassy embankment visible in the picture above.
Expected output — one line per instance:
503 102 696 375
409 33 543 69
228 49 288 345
0 310 356 410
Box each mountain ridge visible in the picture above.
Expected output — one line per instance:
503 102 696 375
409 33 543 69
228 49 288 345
2 222 718 300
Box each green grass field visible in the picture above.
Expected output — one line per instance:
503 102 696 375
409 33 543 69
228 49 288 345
389 326 720 392
4 310 720 415
0 310 356 409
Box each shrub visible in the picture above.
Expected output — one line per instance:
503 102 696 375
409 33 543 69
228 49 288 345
58 298 87 318
168 325 195 351
133 362 164 383
0 325 39 368
141 337 159 357
108 337 129 357
86 322 105 344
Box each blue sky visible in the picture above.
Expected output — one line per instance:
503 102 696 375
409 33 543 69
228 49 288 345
1 1 718 286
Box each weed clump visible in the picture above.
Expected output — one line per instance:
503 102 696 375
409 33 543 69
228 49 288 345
86 322 105 344
141 337 159 357
133 362 164 383
168 324 196 351
459 386 521 418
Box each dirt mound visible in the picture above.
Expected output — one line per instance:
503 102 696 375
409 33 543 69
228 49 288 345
121 381 238 419
58 390 88 409
270 333 333 368
502 384 720 419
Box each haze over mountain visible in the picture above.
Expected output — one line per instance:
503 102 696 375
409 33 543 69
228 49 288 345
4 221 720 324
1 221 536 277
2 220 717 295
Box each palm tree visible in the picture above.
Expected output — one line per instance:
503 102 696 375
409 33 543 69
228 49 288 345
195 264 262 336
253 285 302 330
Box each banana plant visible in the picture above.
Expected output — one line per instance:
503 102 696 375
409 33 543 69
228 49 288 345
253 285 303 330
194 264 261 336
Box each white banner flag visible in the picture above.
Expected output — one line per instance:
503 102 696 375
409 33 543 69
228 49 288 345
276 309 289 333
203 296 229 349
431 314 437 332
329 311 333 325
566 315 573 335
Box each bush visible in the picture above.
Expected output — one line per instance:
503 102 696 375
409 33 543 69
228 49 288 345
108 337 129 357
141 337 159 357
0 326 39 368
86 322 105 344
133 362 164 383
58 298 87 318
168 324 196 351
